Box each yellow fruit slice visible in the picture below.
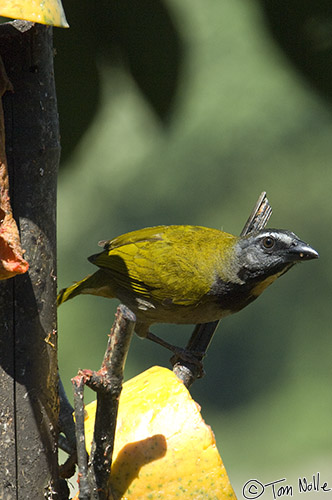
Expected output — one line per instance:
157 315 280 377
0 0 68 28
75 366 237 499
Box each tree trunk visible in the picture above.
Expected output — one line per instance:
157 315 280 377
0 22 60 499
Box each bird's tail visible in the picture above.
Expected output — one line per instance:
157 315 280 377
57 270 115 306
57 275 92 306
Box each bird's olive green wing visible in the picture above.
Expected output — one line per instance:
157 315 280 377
89 225 237 307
100 225 166 251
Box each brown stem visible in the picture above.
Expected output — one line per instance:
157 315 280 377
72 304 136 500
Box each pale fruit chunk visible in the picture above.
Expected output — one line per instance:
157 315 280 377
75 366 236 499
0 0 68 28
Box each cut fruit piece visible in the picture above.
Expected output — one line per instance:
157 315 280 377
0 0 69 28
74 366 236 499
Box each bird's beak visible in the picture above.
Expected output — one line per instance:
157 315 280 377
288 241 319 261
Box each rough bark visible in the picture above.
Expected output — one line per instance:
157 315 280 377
0 21 60 499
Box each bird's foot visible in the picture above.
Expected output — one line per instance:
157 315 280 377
146 331 205 376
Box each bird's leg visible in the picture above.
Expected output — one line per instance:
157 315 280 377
146 331 205 369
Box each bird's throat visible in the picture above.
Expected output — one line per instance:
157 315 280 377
250 266 292 297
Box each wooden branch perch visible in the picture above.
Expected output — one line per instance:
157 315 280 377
72 305 136 500
0 22 61 499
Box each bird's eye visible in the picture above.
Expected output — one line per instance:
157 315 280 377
262 236 275 249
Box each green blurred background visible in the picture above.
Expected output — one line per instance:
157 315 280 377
55 0 332 497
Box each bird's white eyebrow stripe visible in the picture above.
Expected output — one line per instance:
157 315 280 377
262 231 294 246
276 234 293 245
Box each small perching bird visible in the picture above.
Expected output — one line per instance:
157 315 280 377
57 225 318 349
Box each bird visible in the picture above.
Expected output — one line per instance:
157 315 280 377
57 225 318 352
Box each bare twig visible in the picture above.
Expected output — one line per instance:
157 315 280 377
72 375 90 500
172 191 272 387
72 304 136 500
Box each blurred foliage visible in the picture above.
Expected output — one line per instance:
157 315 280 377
54 0 182 160
260 0 332 103
56 0 332 496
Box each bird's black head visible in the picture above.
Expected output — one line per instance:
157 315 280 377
235 229 319 283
